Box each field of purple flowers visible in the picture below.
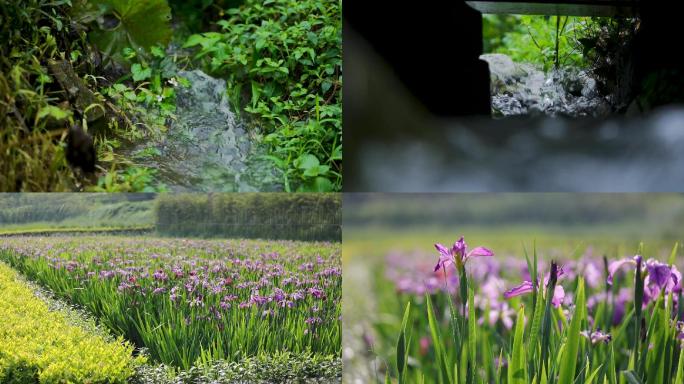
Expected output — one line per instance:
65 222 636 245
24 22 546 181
356 235 683 384
0 236 341 370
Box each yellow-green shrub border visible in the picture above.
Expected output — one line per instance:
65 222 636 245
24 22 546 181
0 262 143 383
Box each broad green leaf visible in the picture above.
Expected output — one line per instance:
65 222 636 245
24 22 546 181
468 288 476 384
131 63 151 82
527 283 544 363
295 154 320 171
396 302 411 383
622 370 644 384
586 364 603 384
669 242 679 265
558 278 585 384
71 0 172 64
297 177 333 192
426 294 450 384
35 105 72 123
509 305 526 384
675 347 684 384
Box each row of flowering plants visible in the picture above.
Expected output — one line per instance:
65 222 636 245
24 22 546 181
0 236 341 371
373 236 683 384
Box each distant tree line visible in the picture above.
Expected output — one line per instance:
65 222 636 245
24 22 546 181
344 194 684 228
0 194 155 224
154 194 341 241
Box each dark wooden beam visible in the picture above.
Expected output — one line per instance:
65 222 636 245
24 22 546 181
466 1 640 16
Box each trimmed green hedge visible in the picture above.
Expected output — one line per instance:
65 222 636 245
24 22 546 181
154 193 341 241
0 194 155 224
0 262 142 383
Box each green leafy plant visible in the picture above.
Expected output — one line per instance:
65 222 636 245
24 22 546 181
183 0 342 191
484 15 588 71
89 165 166 192
101 44 179 132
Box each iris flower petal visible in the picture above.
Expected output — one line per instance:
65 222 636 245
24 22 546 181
435 243 450 257
552 285 565 308
434 243 453 272
607 257 638 285
671 266 682 293
645 259 673 289
466 247 495 260
503 281 534 299
452 237 467 259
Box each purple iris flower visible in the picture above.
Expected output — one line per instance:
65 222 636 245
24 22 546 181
606 255 642 285
273 288 286 302
305 316 322 325
504 267 566 308
608 255 680 296
169 286 179 302
582 261 602 289
479 301 515 330
645 259 673 288
676 322 684 347
308 287 326 300
644 263 681 306
433 236 494 272
172 266 184 278
117 281 132 292
189 295 204 307
99 270 115 279
153 269 168 281
580 329 612 345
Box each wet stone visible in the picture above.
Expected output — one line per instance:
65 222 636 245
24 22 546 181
122 69 282 191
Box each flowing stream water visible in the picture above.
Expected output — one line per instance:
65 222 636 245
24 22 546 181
481 53 613 118
350 107 684 192
121 70 282 191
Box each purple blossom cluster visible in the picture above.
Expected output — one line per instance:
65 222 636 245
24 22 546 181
384 237 682 332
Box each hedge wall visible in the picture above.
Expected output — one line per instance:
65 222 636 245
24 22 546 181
154 194 341 241
0 194 155 224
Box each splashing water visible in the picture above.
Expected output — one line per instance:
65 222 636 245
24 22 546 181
481 54 612 118
352 107 684 192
